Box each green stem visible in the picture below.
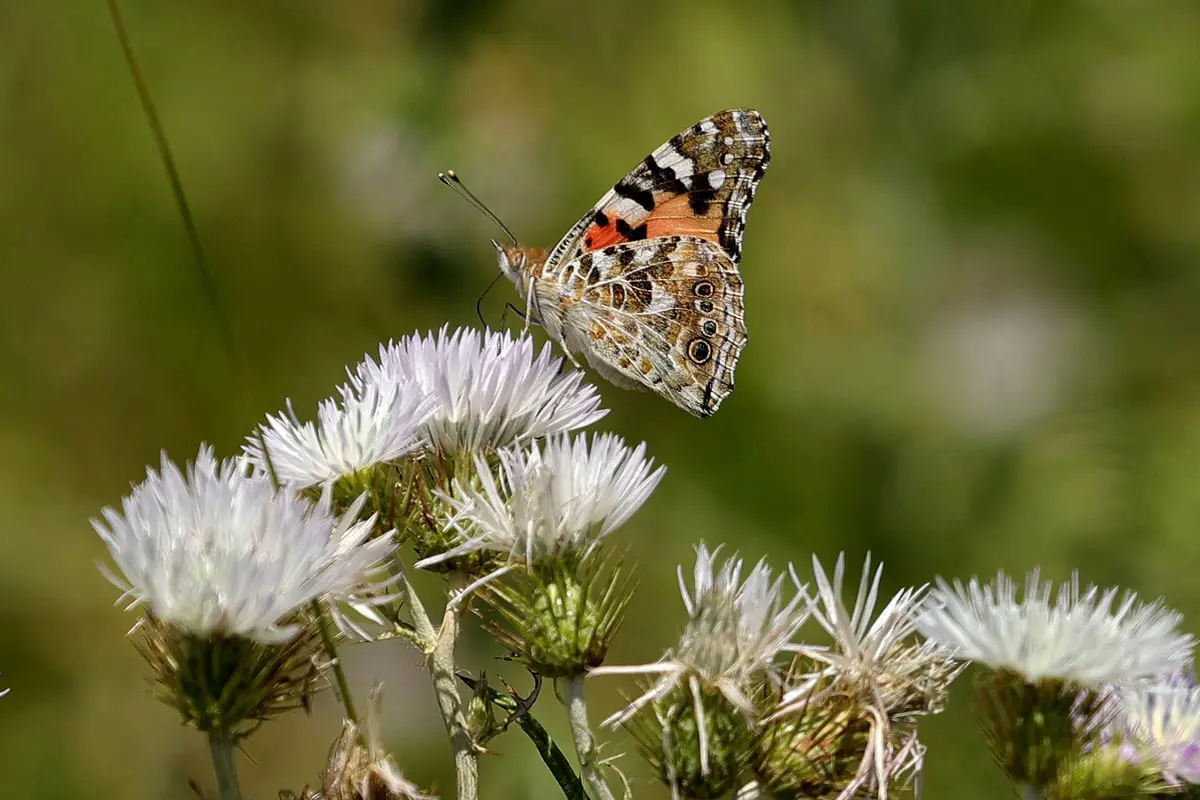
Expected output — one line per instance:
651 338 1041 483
563 677 614 800
311 600 358 724
207 727 242 800
105 0 249 411
457 673 588 800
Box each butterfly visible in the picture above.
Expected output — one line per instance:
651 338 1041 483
492 109 770 417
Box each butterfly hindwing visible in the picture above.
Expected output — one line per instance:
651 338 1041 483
542 109 770 272
533 236 747 418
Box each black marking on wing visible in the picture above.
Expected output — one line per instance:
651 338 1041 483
643 153 689 196
616 219 648 241
614 182 655 212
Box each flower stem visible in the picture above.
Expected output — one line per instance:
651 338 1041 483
403 569 478 800
564 676 614 800
435 573 479 800
311 599 358 723
207 727 242 800
457 672 588 800
105 0 248 406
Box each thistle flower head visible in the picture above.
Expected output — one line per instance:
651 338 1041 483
416 432 665 570
602 543 809 729
352 327 606 455
599 546 807 795
244 378 434 489
916 569 1193 687
917 570 1192 793
417 433 660 676
767 554 955 800
92 445 396 644
1120 683 1200 786
786 554 958 714
674 545 809 693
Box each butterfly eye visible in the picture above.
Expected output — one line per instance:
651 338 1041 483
693 281 715 298
688 338 712 364
702 320 718 337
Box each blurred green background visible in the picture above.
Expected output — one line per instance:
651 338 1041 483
3 1 1200 797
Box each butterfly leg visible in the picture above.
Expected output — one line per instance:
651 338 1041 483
499 303 527 328
522 280 538 336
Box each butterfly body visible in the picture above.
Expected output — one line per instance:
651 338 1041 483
494 108 769 417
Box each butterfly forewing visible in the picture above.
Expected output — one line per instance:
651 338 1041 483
544 108 770 271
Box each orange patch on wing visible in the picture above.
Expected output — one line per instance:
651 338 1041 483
644 193 721 242
584 220 628 250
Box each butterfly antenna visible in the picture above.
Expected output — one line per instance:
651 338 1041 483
438 169 519 245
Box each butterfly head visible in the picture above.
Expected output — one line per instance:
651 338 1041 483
492 240 547 284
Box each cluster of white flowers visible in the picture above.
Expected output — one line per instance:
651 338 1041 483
87 325 649 798
82 322 1200 800
588 547 955 799
99 326 623 650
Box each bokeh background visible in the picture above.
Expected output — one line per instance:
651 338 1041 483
3 1 1200 797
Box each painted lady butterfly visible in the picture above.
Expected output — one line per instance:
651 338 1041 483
493 109 770 417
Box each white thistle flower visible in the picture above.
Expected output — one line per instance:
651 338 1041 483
92 445 396 644
783 554 958 713
790 555 926 690
352 326 606 454
415 432 664 569
1121 683 1200 785
775 555 954 800
916 569 1194 686
245 379 434 488
600 543 809 729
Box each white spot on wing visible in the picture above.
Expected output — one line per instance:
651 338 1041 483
653 147 696 179
611 197 650 220
707 169 727 189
